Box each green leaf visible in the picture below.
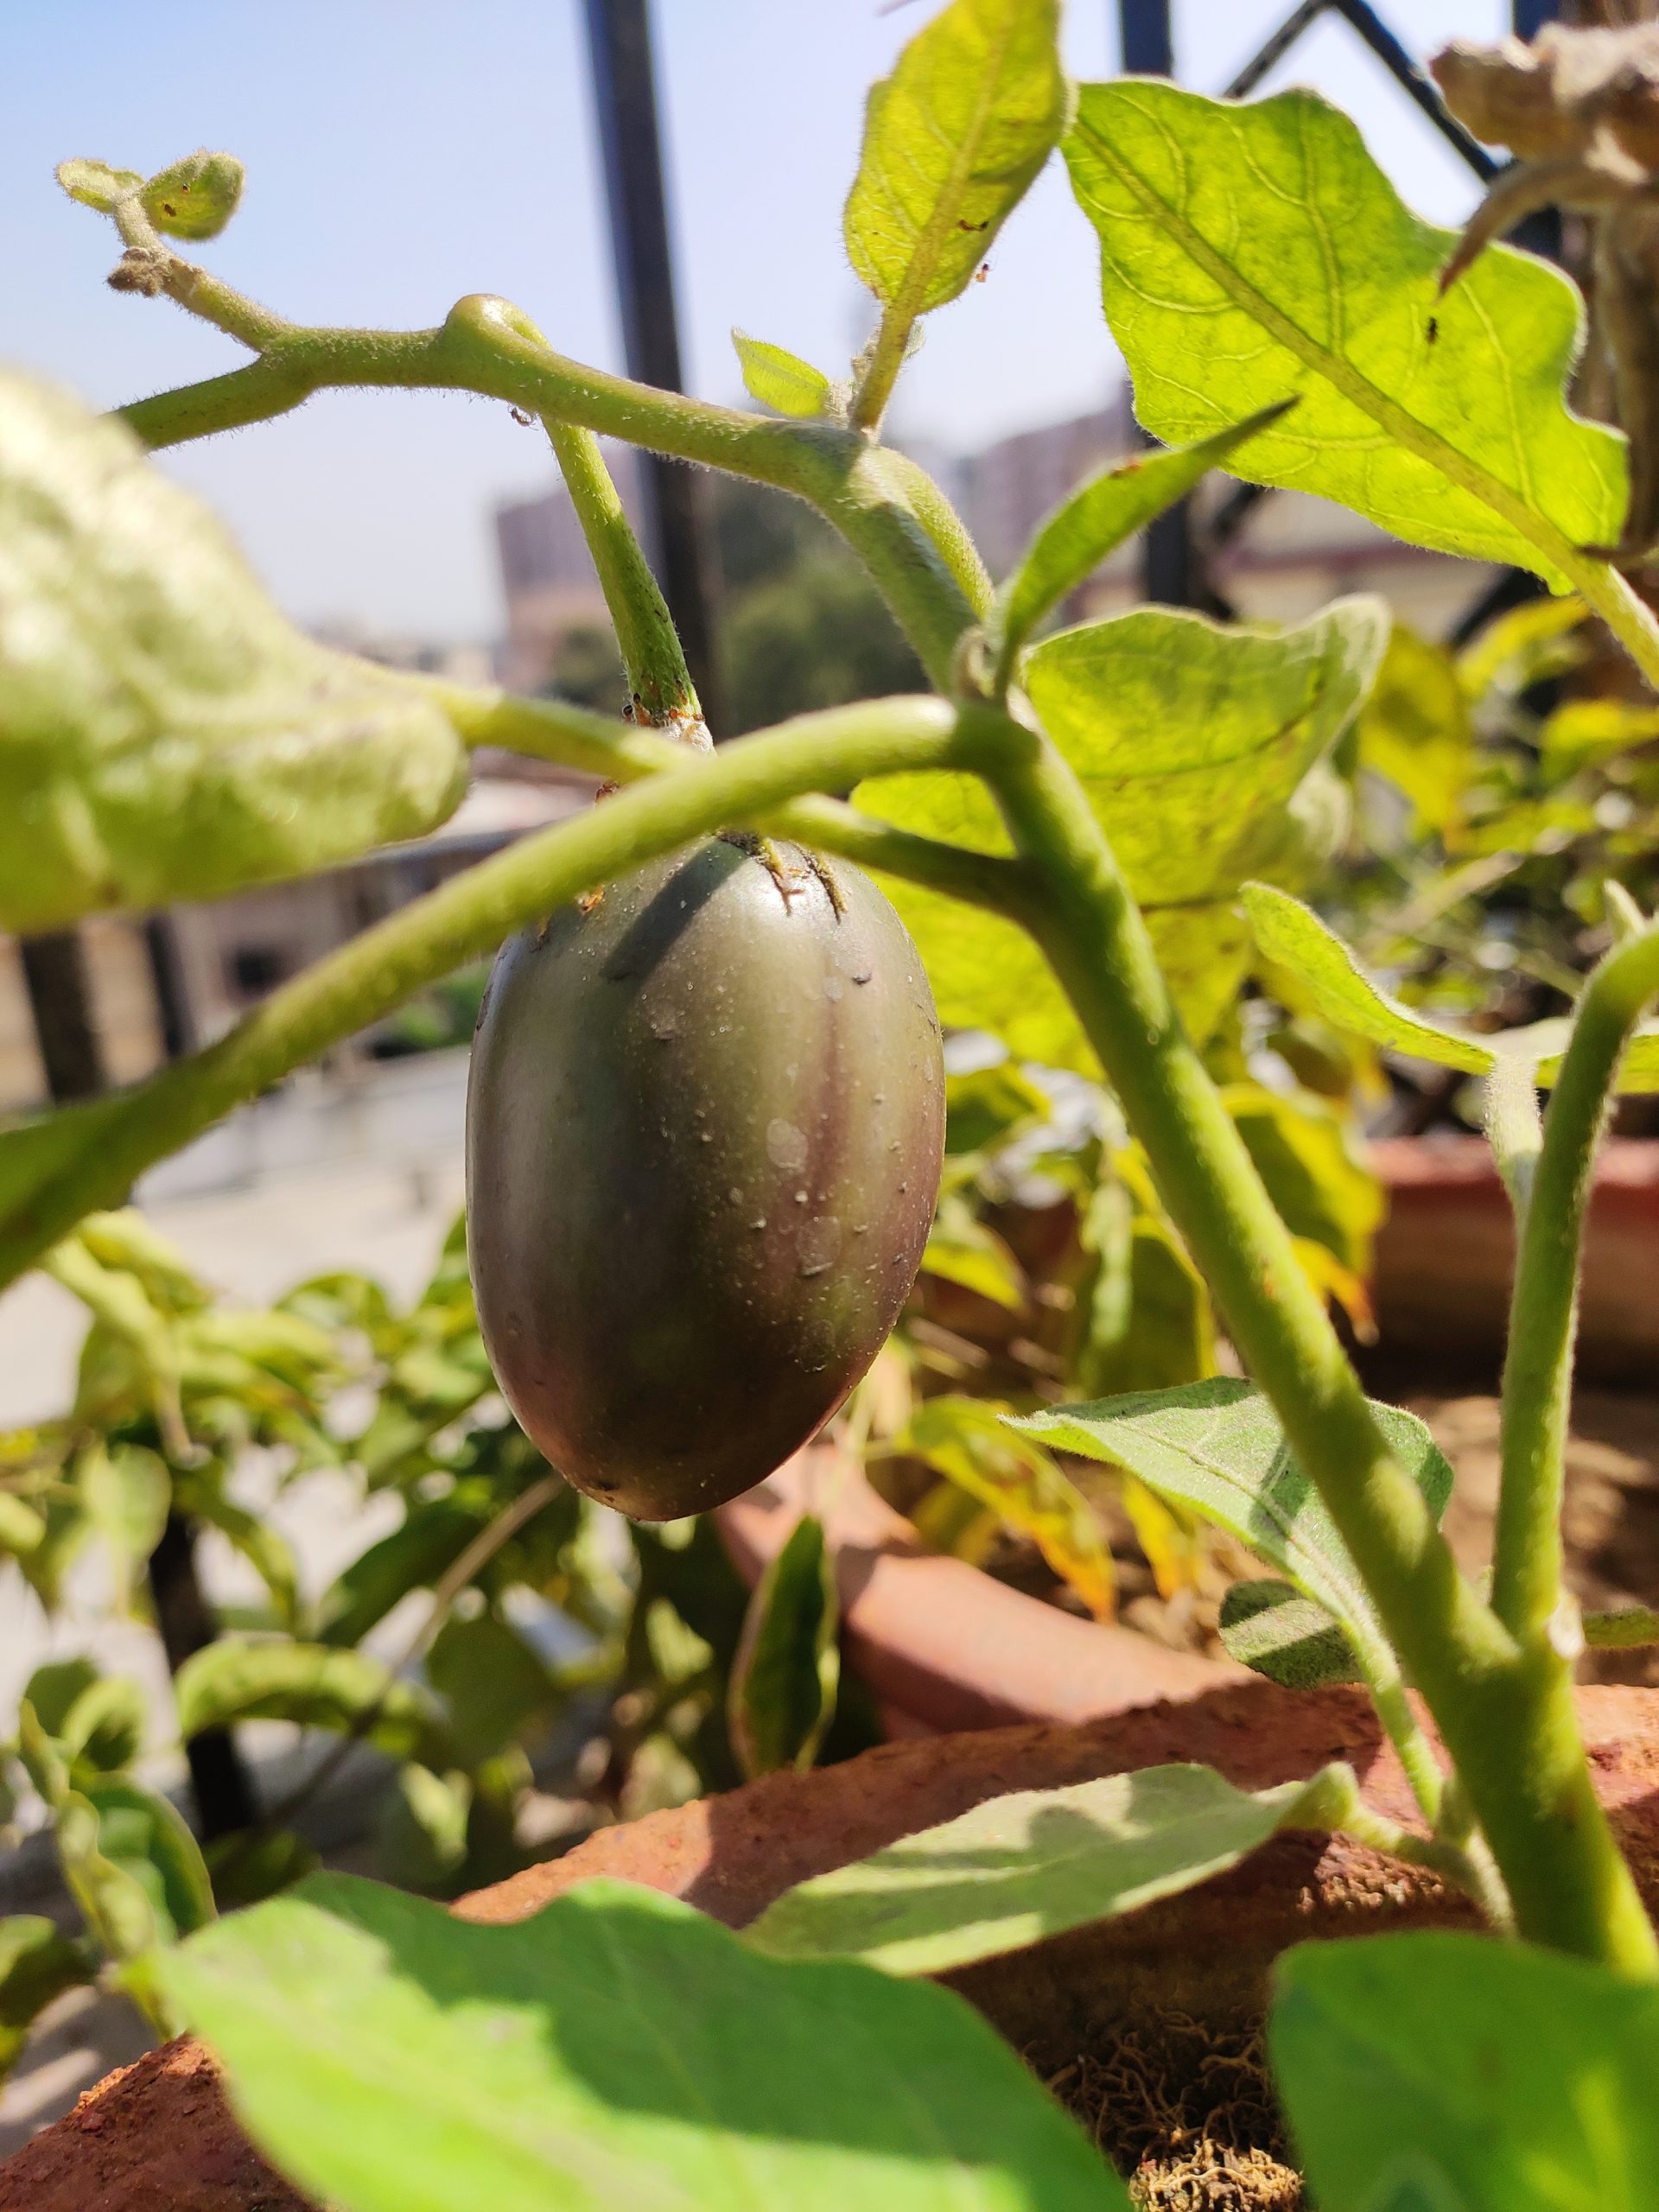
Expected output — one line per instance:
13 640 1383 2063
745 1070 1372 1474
845 0 1070 321
747 1760 1338 1977
0 1490 45 1559
988 401 1294 676
1064 82 1625 586
204 1827 320 1912
58 1675 148 1777
76 1776 215 1946
181 1481 302 1634
860 598 1383 1063
0 1916 92 2080
1014 1378 1452 1674
1218 1578 1360 1690
729 1513 840 1780
1539 696 1659 785
79 1440 170 1601
1272 1932 1659 2211
1242 884 1659 1093
426 1614 558 1766
0 370 466 933
24 1660 99 1745
138 150 244 240
174 1640 450 1767
55 157 144 213
1069 1178 1213 1401
157 1872 1122 2212
900 1395 1116 1624
944 1061 1051 1156
317 1497 487 1648
731 331 835 419
1223 1083 1382 1277
1357 626 1473 843
921 1198 1027 1310
376 1765 473 1891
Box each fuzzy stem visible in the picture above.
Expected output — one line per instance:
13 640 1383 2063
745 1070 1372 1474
979 711 1656 1972
1495 926 1659 1644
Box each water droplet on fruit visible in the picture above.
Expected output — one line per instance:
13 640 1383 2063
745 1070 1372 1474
766 1118 809 1172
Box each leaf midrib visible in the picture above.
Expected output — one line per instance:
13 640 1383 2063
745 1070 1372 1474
1070 100 1584 582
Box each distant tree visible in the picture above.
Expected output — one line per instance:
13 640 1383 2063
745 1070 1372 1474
542 622 625 714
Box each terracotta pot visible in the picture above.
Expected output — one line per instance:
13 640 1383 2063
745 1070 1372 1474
1371 1135 1659 1383
10 1679 1658 2212
715 1441 1236 1737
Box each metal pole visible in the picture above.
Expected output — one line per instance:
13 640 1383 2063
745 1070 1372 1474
582 0 721 728
19 932 105 1103
1117 0 1198 606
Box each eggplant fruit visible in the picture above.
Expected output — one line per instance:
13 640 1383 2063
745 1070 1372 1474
466 836 944 1520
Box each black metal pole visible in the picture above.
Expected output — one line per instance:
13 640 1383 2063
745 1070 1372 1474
149 1514 259 1840
582 0 721 728
20 932 105 1103
1117 0 1199 607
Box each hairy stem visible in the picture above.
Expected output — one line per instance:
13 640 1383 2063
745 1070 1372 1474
1495 926 1659 1643
981 711 1655 1971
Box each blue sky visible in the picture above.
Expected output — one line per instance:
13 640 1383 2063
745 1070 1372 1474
5 0 1506 642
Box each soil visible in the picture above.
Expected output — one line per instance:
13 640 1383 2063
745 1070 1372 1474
10 1679 1659 2212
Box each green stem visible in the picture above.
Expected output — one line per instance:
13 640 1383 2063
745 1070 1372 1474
1495 926 1659 1643
112 286 982 691
0 700 1012 1294
1585 1606 1659 1650
849 308 913 437
979 711 1656 1972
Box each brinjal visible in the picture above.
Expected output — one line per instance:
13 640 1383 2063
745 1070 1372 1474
465 836 944 1520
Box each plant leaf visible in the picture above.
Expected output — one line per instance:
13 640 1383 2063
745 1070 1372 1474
747 1760 1339 1976
0 370 466 933
1063 82 1626 585
58 1674 149 1777
1014 1378 1452 1672
921 1198 1027 1311
425 1614 558 1767
78 1440 170 1604
729 1513 841 1780
75 1776 215 1946
1358 626 1474 844
1242 884 1659 1092
1219 1579 1360 1690
55 157 144 212
156 1872 1124 2212
899 1395 1116 1623
0 1916 92 2081
988 401 1294 674
732 332 835 419
1272 1932 1659 2210
0 1491 45 1559
845 0 1070 321
174 1640 451 1768
859 598 1383 1062
138 150 245 240
1223 1083 1382 1277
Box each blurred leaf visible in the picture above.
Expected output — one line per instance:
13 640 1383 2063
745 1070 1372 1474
0 369 466 934
317 1497 488 1649
181 1479 302 1634
58 1675 147 1777
205 1827 321 1913
748 1760 1339 1976
732 332 835 418
1064 83 1624 582
50 1237 187 1453
944 1061 1050 1156
55 157 144 212
175 1639 450 1767
157 1872 1121 2212
78 1440 170 1604
280 1269 395 1342
75 1210 210 1313
1457 594 1586 700
921 1197 1027 1311
0 1491 46 1560
1291 1236 1377 1344
1224 1084 1382 1277
845 0 1069 320
1272 1933 1659 2211
376 1764 473 1892
23 1658 101 1742
1358 626 1473 844
729 1515 840 1781
1243 885 1659 1093
1539 697 1659 785
0 1916 92 2081
860 600 1381 1062
1218 1578 1360 1690
76 1775 215 1946
901 1395 1115 1623
988 402 1294 675
1071 1169 1213 1402
1015 1380 1452 1672
426 1614 558 1766
138 149 245 239
1119 1478 1204 1603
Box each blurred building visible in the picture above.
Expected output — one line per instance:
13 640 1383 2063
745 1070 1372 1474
494 442 645 693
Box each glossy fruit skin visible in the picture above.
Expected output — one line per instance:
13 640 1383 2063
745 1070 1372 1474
466 837 944 1521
